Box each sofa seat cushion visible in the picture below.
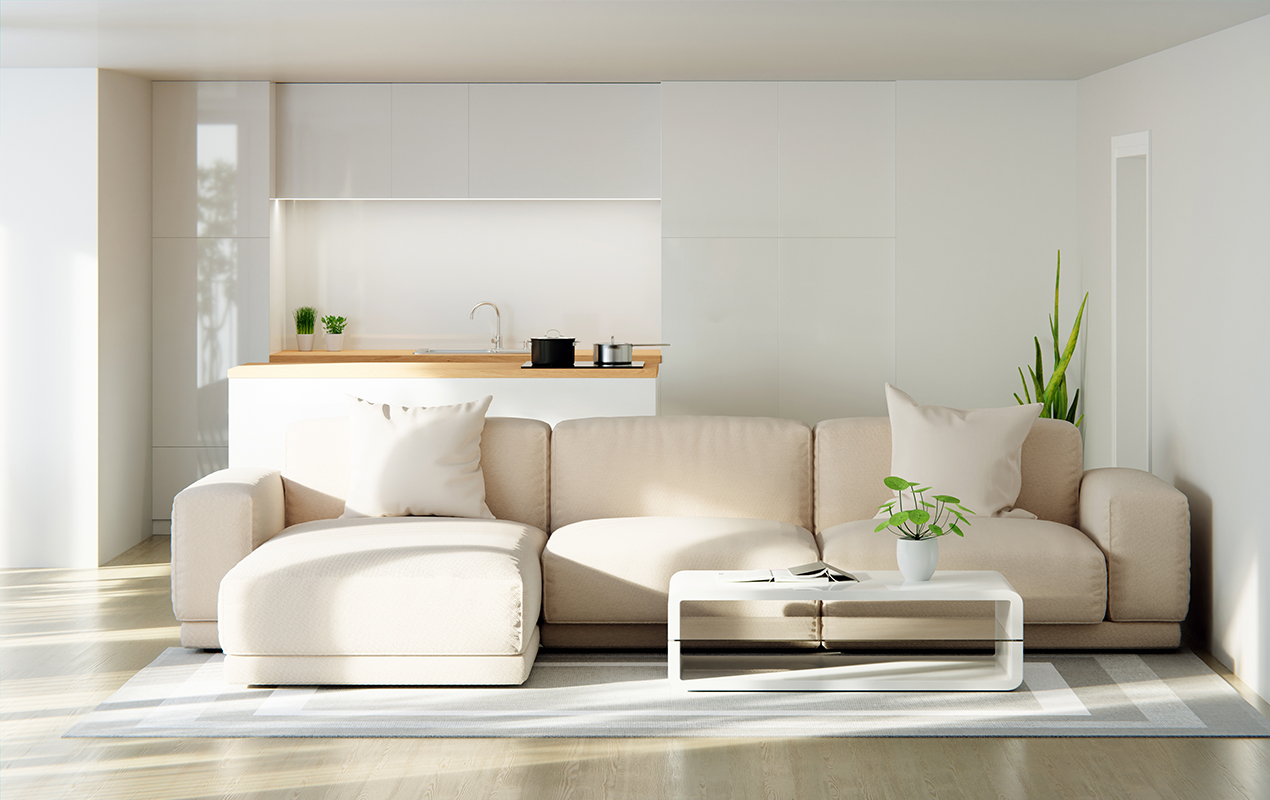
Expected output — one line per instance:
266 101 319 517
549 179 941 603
219 516 546 657
543 516 820 628
817 517 1107 624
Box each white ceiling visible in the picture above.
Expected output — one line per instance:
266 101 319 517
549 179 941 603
3 0 1268 82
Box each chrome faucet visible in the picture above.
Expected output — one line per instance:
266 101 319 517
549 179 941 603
470 302 502 352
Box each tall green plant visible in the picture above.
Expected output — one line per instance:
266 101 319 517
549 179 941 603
1014 252 1087 427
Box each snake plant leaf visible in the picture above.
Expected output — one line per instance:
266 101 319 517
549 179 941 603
1017 367 1033 404
1041 292 1088 402
1066 388 1081 423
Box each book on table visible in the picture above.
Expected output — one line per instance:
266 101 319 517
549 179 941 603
722 561 858 583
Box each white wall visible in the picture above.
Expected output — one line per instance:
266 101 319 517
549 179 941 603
0 68 100 568
278 199 661 350
895 81 1080 411
97 70 153 564
1078 15 1270 699
1 68 154 567
660 80 1079 423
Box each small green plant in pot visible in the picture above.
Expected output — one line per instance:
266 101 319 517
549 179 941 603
875 476 975 582
321 315 348 352
293 306 317 351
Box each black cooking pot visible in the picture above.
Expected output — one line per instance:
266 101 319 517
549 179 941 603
530 331 576 367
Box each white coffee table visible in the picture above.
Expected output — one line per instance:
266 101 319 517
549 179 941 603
667 569 1023 691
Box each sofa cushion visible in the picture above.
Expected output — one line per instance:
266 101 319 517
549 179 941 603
814 417 1084 530
282 416 552 531
885 383 1042 518
342 395 495 520
218 516 546 657
816 516 1107 623
543 516 820 628
551 416 813 531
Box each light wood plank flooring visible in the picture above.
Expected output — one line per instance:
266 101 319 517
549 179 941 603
3 536 1268 799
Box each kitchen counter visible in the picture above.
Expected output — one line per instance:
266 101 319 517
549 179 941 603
230 349 661 379
228 349 662 468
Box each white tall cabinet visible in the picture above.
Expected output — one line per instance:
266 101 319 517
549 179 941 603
151 81 272 533
660 82 897 423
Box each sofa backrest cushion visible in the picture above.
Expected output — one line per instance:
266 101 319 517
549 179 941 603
814 417 1082 531
550 415 813 532
282 416 551 531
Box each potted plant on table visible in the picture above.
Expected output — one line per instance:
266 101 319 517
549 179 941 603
875 477 975 582
293 306 317 352
321 315 348 352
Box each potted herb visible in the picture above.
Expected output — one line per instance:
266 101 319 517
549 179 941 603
321 315 348 352
293 306 317 352
875 476 975 582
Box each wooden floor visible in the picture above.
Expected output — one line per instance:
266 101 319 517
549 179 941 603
2 537 1268 800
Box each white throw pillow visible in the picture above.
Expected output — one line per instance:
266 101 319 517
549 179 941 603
341 395 495 520
884 383 1042 518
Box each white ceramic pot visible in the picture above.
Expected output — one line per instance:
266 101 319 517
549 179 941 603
896 537 939 582
325 333 344 352
296 333 315 352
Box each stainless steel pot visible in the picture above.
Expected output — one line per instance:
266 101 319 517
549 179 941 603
530 330 577 367
593 337 670 366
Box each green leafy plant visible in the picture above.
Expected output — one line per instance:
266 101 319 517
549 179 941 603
293 306 317 335
321 315 348 335
1015 251 1088 427
874 476 975 540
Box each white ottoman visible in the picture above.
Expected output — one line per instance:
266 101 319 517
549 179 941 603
218 516 546 685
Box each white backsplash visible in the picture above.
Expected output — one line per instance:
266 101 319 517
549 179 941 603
276 199 661 351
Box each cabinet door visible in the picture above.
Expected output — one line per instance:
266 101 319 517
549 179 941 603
153 81 271 237
391 84 468 198
660 82 779 238
778 82 895 238
275 84 392 198
468 84 660 198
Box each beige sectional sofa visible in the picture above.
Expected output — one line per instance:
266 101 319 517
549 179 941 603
172 413 1190 686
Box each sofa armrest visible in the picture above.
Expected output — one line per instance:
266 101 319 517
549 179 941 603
1078 467 1190 622
171 468 284 628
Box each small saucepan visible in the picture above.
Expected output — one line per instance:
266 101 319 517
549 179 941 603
593 337 670 366
530 330 577 368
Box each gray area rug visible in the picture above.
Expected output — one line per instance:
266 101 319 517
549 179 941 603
66 648 1270 738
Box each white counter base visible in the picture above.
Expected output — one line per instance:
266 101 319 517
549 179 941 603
229 375 656 469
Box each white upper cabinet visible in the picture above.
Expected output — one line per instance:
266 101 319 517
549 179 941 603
152 81 272 237
275 83 392 198
778 82 895 238
468 84 661 198
660 82 780 238
391 84 469 198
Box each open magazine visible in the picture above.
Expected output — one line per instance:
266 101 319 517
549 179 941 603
723 561 859 583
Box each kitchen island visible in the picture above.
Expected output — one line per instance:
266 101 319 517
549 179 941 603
228 349 661 469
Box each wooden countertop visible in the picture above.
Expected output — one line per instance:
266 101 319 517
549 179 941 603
228 349 661 379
